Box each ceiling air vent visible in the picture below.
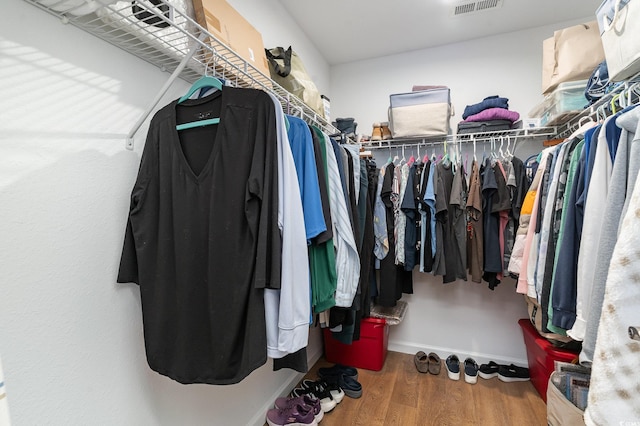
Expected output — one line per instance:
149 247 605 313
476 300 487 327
451 0 503 17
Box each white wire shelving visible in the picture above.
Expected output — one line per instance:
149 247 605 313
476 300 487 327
360 126 558 150
23 0 338 148
22 0 640 151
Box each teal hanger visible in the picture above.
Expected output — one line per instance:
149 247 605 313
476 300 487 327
178 75 223 104
176 117 220 131
176 75 223 131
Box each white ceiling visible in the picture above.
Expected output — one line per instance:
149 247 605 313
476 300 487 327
278 0 603 65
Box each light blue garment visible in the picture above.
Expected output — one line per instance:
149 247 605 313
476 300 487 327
286 115 327 242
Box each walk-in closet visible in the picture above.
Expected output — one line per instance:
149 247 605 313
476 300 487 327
2 0 639 424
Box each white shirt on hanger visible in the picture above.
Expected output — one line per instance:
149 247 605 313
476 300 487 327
264 93 310 358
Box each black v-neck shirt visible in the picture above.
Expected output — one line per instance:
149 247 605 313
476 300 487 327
117 87 279 384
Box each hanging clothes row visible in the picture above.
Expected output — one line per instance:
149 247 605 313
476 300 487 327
365 138 531 300
506 98 640 424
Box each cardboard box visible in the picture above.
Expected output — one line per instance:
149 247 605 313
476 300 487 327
192 0 270 82
323 318 389 371
518 319 579 402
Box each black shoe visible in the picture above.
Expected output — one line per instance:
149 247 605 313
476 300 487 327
498 364 530 382
478 361 501 379
317 363 358 381
446 355 460 381
321 373 362 399
464 358 479 384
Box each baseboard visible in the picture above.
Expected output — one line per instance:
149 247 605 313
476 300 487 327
388 339 528 366
247 346 324 426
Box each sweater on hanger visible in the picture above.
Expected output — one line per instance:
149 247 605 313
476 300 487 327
582 105 640 364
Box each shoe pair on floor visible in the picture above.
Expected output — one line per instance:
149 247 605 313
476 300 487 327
479 361 530 382
445 355 480 384
414 351 441 375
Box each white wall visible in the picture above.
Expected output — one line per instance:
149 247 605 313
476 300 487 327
0 1 328 425
329 18 592 365
330 18 592 138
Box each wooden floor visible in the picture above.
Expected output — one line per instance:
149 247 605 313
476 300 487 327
297 352 547 426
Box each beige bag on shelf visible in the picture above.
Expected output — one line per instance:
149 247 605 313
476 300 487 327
542 21 605 95
265 46 325 118
388 88 453 138
597 0 640 81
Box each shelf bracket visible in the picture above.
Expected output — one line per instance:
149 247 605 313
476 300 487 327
125 32 206 150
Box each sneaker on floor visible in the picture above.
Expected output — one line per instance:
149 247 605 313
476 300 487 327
266 403 317 426
274 395 323 424
317 363 358 381
464 358 479 384
321 374 362 399
303 379 344 404
498 364 530 382
293 380 336 412
478 361 501 380
446 355 460 381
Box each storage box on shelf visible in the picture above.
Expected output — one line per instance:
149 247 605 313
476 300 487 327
530 80 589 127
323 317 389 371
518 318 579 402
192 0 270 81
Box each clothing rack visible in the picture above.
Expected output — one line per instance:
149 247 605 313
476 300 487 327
24 0 339 149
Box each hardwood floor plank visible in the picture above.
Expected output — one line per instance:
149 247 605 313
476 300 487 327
384 402 418 425
283 352 548 426
389 351 420 409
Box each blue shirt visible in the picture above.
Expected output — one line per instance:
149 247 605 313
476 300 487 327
286 115 327 241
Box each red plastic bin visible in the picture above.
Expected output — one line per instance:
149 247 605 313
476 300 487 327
518 318 579 402
323 317 389 371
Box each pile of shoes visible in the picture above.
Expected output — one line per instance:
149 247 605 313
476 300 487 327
265 364 362 426
457 95 520 134
478 361 530 382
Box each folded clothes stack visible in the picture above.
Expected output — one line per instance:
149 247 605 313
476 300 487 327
457 95 520 134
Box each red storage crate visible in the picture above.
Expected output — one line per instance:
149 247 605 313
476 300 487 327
518 318 579 402
323 317 389 371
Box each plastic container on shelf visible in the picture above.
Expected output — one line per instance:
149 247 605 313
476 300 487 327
529 80 589 126
323 317 389 371
518 319 579 402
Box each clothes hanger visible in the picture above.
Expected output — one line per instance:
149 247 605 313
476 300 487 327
473 136 477 163
441 140 450 165
178 74 223 104
176 62 224 131
399 145 407 166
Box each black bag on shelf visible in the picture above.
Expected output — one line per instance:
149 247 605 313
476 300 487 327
457 120 513 134
131 0 170 29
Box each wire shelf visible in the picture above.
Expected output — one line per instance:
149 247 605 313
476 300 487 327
23 0 339 136
360 126 557 149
